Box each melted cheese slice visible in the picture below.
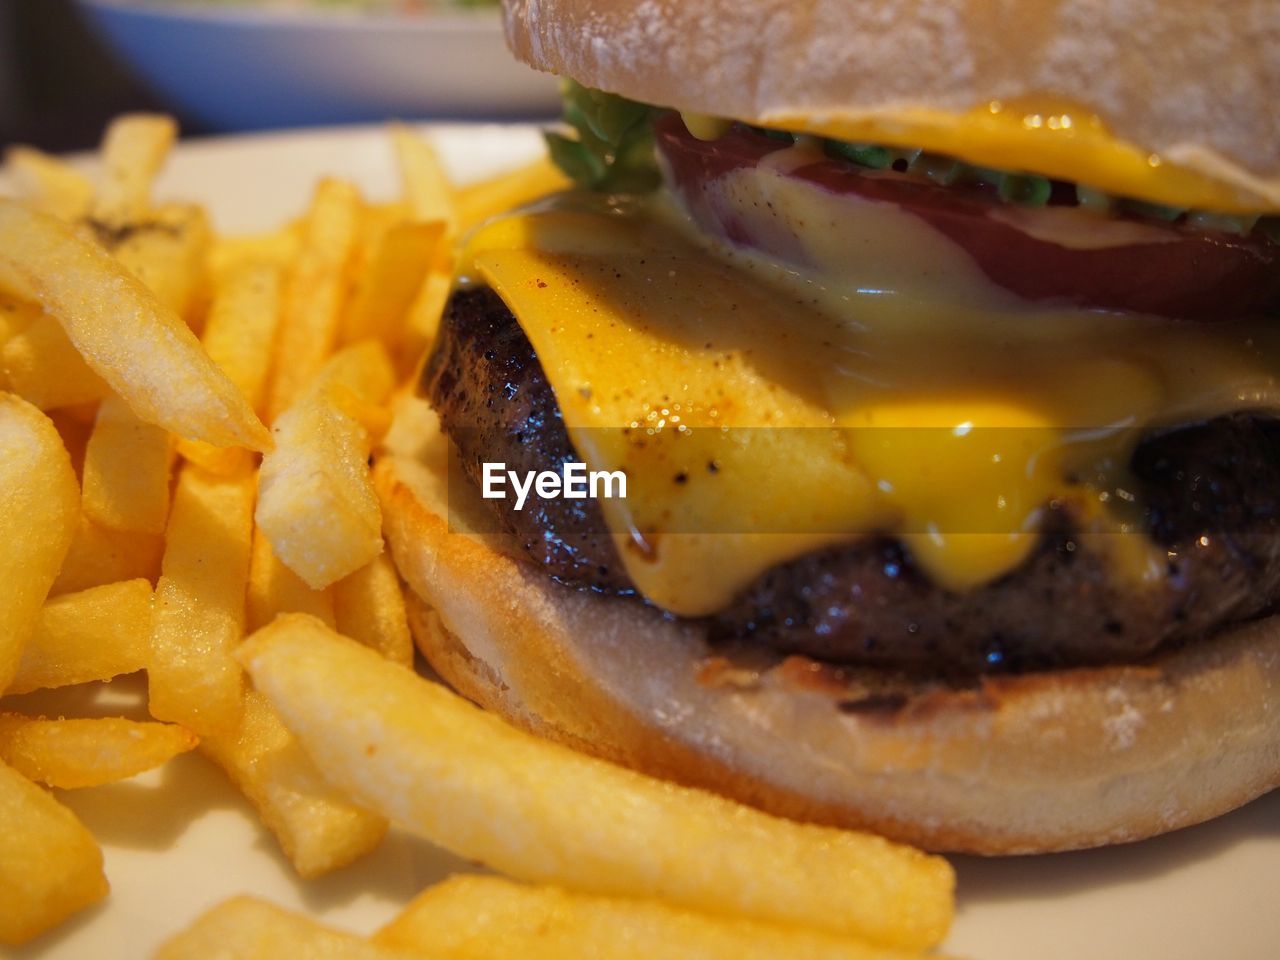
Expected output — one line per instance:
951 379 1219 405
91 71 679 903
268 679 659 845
463 203 1280 617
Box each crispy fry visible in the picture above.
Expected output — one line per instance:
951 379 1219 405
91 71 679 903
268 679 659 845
110 202 212 322
201 691 387 879
91 113 177 228
0 760 108 946
49 516 163 597
257 342 395 589
266 178 361 420
3 145 95 222
341 219 442 348
377 875 928 960
333 553 413 667
8 579 153 695
155 896 408 960
1 313 112 410
391 124 457 228
210 227 300 281
0 200 271 450
0 394 79 694
454 156 570 233
239 619 955 951
402 269 453 364
149 464 255 738
247 526 336 632
82 394 175 535
0 714 197 789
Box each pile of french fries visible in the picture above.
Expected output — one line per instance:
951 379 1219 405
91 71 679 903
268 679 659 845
0 116 958 957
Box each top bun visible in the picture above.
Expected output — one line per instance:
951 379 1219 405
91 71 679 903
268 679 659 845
503 0 1280 210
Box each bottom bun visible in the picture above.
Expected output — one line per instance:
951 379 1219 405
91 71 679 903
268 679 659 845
376 396 1280 854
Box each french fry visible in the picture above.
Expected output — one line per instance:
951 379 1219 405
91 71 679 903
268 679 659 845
0 714 197 789
333 553 413 667
155 896 409 960
3 145 95 222
0 294 39 347
247 526 336 632
390 124 457 228
149 464 255 738
239 619 956 951
49 515 163 597
8 579 153 695
48 407 95 477
82 394 175 535
341 219 442 347
0 394 79 694
402 269 453 364
0 199 271 451
201 691 387 879
91 113 176 229
454 155 571 234
110 202 212 322
1 313 112 410
257 342 395 589
376 875 927 960
266 178 361 420
0 760 108 946
210 227 300 282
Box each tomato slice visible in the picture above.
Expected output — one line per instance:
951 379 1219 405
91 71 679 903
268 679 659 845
653 114 1280 319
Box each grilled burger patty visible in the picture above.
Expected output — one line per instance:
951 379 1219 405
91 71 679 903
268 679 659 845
425 287 1280 674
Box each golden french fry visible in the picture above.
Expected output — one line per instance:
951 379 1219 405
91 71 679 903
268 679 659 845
82 394 175 535
155 896 408 960
454 156 571 233
3 145 95 222
377 875 927 960
201 691 387 879
210 227 300 282
8 579 153 695
341 219 442 347
333 553 413 667
47 407 95 477
0 714 197 789
402 269 453 364
247 526 336 632
0 759 108 946
266 178 361 420
257 342 395 589
239 619 955 951
0 293 40 346
0 394 79 693
109 202 212 322
91 113 177 228
390 124 457 228
1 313 112 410
0 199 271 451
149 463 255 738
49 515 163 597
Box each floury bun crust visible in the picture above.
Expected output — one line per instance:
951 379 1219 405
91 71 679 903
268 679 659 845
376 397 1280 854
502 0 1280 207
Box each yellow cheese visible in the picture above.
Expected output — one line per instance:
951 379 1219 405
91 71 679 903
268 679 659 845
461 202 1280 616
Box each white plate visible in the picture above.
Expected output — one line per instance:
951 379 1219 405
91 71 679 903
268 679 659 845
75 0 561 130
3 125 1278 960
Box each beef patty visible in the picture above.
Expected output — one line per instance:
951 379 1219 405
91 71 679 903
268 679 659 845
424 286 1280 674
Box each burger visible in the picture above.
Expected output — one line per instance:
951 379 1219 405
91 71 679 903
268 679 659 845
376 0 1280 853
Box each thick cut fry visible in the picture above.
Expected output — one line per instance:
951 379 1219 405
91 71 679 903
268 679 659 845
91 113 176 228
82 394 174 535
0 714 197 789
1 313 112 410
266 178 361 420
257 343 395 589
210 228 299 282
202 691 387 879
239 619 955 951
109 203 212 321
8 579 153 695
377 875 927 960
333 553 413 667
454 156 570 234
0 200 271 451
247 526 336 632
0 395 79 694
0 759 108 946
402 269 452 366
49 516 163 596
3 145 95 221
341 219 442 347
155 897 409 960
391 125 457 228
150 464 255 738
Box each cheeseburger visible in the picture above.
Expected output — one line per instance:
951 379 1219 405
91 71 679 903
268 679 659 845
377 0 1280 853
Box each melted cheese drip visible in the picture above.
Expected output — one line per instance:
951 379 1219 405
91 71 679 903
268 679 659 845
459 200 1280 617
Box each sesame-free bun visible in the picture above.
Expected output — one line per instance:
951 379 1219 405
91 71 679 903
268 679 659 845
502 0 1280 210
376 396 1280 855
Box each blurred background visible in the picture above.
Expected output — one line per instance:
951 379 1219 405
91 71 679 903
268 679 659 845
0 0 559 154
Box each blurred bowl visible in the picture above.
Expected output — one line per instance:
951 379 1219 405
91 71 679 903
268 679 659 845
76 0 562 130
